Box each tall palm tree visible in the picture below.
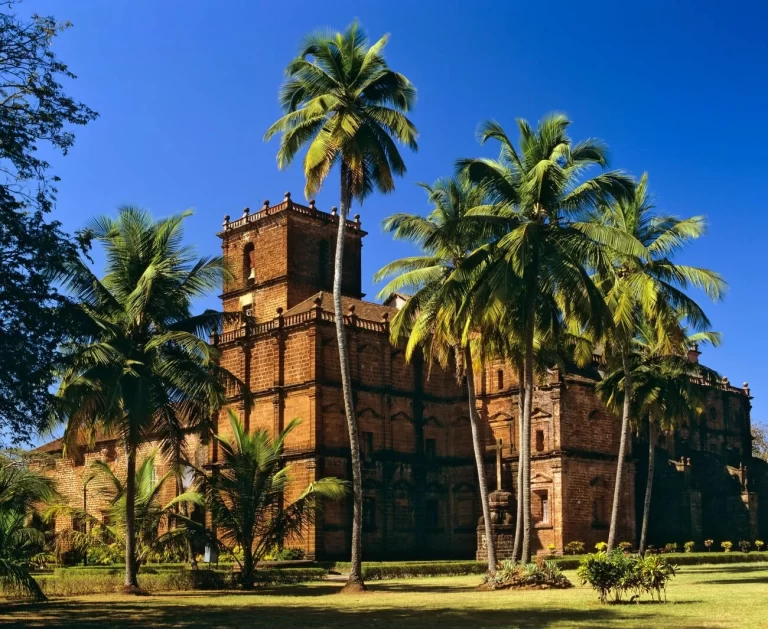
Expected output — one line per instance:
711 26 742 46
53 207 232 592
50 452 204 568
458 114 636 562
265 21 417 590
197 411 347 589
598 321 719 554
0 451 58 600
375 177 500 572
590 174 725 550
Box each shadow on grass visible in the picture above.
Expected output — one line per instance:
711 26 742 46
685 565 768 574
0 600 649 629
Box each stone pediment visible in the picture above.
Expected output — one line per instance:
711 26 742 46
531 408 552 421
322 402 344 414
531 471 554 484
390 411 413 424
589 475 609 488
489 411 514 423
357 407 382 421
451 415 470 427
424 415 443 428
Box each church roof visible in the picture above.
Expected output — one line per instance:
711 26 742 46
284 291 397 323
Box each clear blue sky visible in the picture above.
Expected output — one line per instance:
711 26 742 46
23 1 768 422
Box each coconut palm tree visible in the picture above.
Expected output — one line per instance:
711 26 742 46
265 21 417 590
598 321 719 554
458 114 636 562
196 411 347 589
0 451 58 600
53 207 232 591
375 177 501 572
50 451 204 568
589 174 726 550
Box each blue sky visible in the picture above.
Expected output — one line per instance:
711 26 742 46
23 0 768 423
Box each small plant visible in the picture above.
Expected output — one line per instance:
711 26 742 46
577 550 677 604
547 543 557 555
485 558 572 590
595 541 608 553
684 541 695 553
756 540 765 552
721 541 733 553
704 539 714 552
738 540 751 553
564 541 585 555
663 543 678 554
618 542 633 552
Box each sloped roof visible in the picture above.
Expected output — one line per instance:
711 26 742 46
284 291 397 322
33 427 118 454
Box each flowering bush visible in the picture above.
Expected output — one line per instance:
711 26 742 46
664 543 678 554
564 541 585 555
547 544 557 555
756 540 765 552
721 541 733 553
738 540 751 553
684 541 695 553
595 542 608 552
618 542 633 552
704 539 714 552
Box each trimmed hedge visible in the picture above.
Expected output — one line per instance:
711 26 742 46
362 561 487 580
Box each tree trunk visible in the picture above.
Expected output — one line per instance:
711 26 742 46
175 474 197 568
123 444 140 591
607 347 632 552
521 297 536 564
639 421 655 555
464 346 496 573
241 541 254 589
512 362 524 562
335 167 366 592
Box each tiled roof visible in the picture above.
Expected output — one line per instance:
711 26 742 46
33 427 118 454
284 291 397 323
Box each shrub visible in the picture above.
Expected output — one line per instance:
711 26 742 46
362 561 485 580
577 550 677 604
564 541 585 555
595 542 608 553
618 542 633 553
663 543 678 554
684 541 695 553
704 539 714 552
739 540 751 553
721 541 733 553
486 559 572 590
269 548 306 561
547 544 557 555
756 540 765 552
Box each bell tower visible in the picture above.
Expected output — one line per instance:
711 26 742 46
218 192 365 321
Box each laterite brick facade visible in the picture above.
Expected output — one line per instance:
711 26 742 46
37 193 765 558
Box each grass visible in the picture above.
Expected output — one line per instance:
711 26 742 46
1 563 767 628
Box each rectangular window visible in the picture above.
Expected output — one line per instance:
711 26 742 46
426 499 440 528
425 438 437 461
542 494 550 524
455 497 475 528
497 369 504 391
361 432 374 459
592 497 605 524
534 490 550 524
535 430 545 452
363 497 376 530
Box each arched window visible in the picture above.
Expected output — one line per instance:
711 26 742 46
243 243 255 285
318 239 329 290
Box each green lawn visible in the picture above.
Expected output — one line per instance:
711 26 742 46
1 563 767 629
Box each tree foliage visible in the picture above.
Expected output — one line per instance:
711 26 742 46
0 3 97 445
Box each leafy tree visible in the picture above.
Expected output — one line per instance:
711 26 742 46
50 452 203 568
0 451 58 600
0 4 97 446
753 422 768 462
196 411 347 589
458 114 635 562
52 208 232 592
589 173 725 550
375 177 500 572
266 21 417 590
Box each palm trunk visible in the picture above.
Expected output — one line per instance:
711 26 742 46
512 362 524 562
124 444 140 591
464 346 496 573
335 167 366 592
607 347 632 552
521 298 536 564
241 541 255 589
175 475 197 568
639 420 655 555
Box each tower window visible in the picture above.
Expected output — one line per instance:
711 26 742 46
497 369 504 391
363 497 377 530
243 243 255 285
425 438 437 461
534 490 549 524
426 499 440 528
361 431 374 459
535 430 545 452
